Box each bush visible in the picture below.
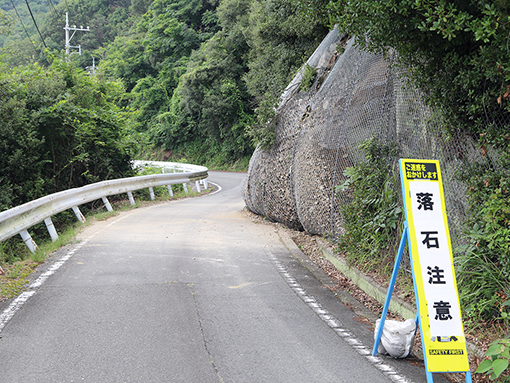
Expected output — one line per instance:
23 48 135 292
335 138 403 273
0 59 135 212
456 158 510 322
476 337 510 382
299 64 317 92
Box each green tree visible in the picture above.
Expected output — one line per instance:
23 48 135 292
100 34 156 92
175 28 254 161
0 58 135 211
244 0 329 103
0 8 13 35
105 0 220 133
305 0 510 145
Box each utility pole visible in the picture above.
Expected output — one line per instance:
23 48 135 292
64 12 90 57
88 57 97 75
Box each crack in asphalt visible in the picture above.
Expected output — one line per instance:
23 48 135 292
189 283 225 383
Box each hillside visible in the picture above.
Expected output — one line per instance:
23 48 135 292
0 0 509 379
0 0 329 214
244 2 510 380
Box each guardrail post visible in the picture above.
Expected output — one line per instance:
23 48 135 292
127 191 136 206
44 217 59 242
72 206 86 223
149 187 155 200
195 180 201 192
0 161 208 247
101 197 113 212
19 230 38 253
203 179 208 189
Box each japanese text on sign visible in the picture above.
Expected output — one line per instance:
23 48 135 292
409 180 462 337
405 162 438 180
400 159 469 374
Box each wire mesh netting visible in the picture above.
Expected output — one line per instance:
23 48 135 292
243 32 490 243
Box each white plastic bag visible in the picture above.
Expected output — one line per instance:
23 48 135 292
374 318 416 358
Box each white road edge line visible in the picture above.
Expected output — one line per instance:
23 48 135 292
0 213 132 333
0 182 219 334
0 180 219 333
204 181 222 196
267 251 414 383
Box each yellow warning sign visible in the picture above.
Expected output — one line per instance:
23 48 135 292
400 159 469 373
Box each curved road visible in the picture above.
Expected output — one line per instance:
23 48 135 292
0 171 447 382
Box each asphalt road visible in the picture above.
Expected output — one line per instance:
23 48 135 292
0 171 450 382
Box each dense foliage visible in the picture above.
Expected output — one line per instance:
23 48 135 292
0 0 328 213
0 0 48 49
335 139 403 273
306 0 510 163
457 158 510 323
0 58 135 211
0 0 329 185
99 0 328 165
302 0 510 324
306 0 510 140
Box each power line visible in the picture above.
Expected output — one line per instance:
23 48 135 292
45 0 57 17
8 0 38 53
23 0 47 48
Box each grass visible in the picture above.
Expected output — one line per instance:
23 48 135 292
0 260 38 299
0 182 214 302
0 223 83 301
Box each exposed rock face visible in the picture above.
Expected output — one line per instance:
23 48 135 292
243 31 481 241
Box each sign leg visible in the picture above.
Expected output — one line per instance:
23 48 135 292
372 224 408 356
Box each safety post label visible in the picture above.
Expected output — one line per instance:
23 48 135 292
400 159 469 373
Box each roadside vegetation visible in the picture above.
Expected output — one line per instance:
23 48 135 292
0 0 328 203
0 0 327 295
301 0 510 380
0 164 213 301
0 0 509 380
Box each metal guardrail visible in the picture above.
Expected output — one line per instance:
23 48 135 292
0 161 208 262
